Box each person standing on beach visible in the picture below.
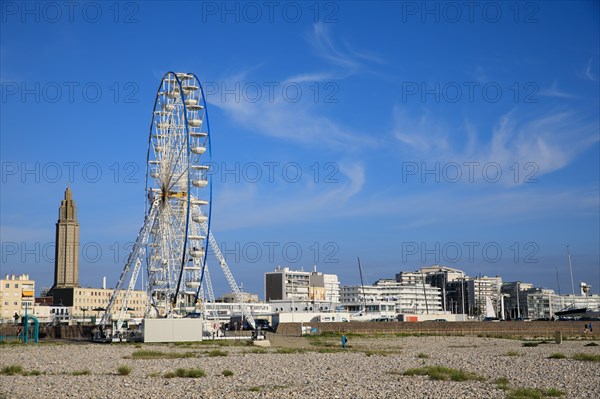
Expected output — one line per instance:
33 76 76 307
590 322 593 333
341 335 348 349
584 324 588 334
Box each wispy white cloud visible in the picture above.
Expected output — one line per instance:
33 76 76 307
539 81 577 99
208 23 386 152
211 161 366 230
213 93 377 151
310 23 363 72
392 106 598 182
584 58 598 82
393 108 451 154
298 23 384 83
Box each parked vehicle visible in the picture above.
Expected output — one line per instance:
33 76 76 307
228 315 251 330
254 318 274 332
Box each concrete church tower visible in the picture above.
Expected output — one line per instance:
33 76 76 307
53 186 79 288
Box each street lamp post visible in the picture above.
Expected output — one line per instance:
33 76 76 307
516 282 521 320
461 278 465 316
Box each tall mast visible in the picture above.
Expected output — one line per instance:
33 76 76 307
420 270 429 314
567 245 576 308
357 257 367 315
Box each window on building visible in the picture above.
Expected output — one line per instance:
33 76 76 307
4 284 8 288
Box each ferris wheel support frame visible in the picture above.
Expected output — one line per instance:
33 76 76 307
100 198 159 331
197 223 256 329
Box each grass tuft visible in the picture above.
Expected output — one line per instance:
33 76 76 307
506 387 544 399
572 353 600 362
71 369 91 376
584 342 598 347
164 368 206 378
130 350 196 359
506 386 564 399
276 347 305 354
417 353 430 359
548 353 566 359
0 365 23 376
117 365 132 376
403 366 485 382
506 351 522 357
222 369 234 377
545 388 565 397
0 366 44 376
495 377 510 390
522 342 539 347
207 349 228 357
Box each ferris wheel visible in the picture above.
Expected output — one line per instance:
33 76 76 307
100 72 254 336
145 72 211 317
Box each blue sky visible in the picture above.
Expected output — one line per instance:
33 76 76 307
1 1 598 297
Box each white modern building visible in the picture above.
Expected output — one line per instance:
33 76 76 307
340 279 444 316
526 290 600 319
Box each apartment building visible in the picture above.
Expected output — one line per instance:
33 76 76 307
0 274 35 321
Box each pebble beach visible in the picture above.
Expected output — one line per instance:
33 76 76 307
1 335 599 398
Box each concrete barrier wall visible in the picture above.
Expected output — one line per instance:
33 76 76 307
143 318 204 343
276 321 598 338
0 324 95 341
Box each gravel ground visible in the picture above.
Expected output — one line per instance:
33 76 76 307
0 336 598 398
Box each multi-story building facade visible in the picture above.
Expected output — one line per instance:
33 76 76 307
501 282 534 319
340 279 443 314
395 271 423 285
264 266 340 307
265 267 310 302
52 287 146 320
469 275 502 317
396 266 466 312
446 276 502 317
526 291 600 320
0 274 35 321
218 292 260 303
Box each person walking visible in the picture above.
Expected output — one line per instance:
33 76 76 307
584 323 588 334
341 334 348 349
589 322 593 333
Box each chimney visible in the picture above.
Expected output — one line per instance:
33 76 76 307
102 276 106 290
